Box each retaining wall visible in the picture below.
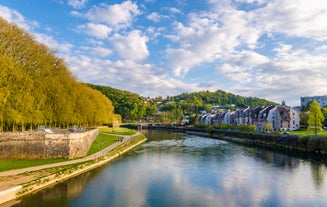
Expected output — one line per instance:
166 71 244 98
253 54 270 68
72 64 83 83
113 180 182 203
0 129 99 159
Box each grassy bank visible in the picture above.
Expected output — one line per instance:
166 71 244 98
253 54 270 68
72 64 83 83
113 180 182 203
0 159 68 172
99 127 136 135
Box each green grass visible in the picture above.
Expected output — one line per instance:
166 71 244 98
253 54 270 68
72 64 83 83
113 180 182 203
287 129 327 136
99 127 136 135
0 158 68 172
86 133 120 156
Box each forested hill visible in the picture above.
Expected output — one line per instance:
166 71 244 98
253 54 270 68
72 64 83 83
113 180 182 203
88 84 157 121
89 84 276 122
163 90 276 109
0 17 116 131
158 90 277 117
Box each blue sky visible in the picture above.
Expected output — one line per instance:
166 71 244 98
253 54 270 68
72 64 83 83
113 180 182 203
1 0 327 106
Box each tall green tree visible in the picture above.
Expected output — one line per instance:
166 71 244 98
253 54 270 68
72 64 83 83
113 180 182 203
0 17 116 131
308 100 324 135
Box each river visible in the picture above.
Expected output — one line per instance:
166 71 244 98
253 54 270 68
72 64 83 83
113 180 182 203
5 130 327 207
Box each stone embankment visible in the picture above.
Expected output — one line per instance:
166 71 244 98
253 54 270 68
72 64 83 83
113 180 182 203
0 132 147 205
0 129 99 159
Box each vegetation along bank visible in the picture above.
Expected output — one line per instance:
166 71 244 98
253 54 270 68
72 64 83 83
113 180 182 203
149 125 327 158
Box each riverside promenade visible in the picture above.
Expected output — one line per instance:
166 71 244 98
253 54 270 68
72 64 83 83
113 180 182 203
0 132 138 177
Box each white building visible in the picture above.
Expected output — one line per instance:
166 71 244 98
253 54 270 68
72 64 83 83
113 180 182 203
301 95 327 108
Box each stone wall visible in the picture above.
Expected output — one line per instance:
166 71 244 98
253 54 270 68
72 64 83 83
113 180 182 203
0 129 99 159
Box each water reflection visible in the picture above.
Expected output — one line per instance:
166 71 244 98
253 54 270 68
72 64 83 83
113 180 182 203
3 130 327 207
311 163 326 189
246 148 300 169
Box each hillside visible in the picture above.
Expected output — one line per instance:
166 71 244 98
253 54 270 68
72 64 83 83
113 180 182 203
0 17 116 131
88 84 157 121
89 84 276 123
161 90 276 111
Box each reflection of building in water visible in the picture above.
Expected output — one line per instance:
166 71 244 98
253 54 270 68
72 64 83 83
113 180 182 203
311 164 326 190
253 149 300 169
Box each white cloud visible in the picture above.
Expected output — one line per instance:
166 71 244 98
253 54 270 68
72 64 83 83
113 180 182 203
77 23 112 39
224 45 327 106
169 7 183 14
254 0 327 41
85 0 141 31
227 50 270 67
216 63 252 83
110 30 149 62
68 0 88 9
33 33 73 54
273 44 327 72
66 57 214 97
147 12 167 23
0 5 37 31
166 9 253 77
80 46 112 57
166 48 203 77
234 0 267 4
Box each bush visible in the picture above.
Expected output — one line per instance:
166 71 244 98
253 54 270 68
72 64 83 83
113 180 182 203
207 125 214 134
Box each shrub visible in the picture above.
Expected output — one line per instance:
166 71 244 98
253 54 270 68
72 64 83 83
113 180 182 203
207 125 214 134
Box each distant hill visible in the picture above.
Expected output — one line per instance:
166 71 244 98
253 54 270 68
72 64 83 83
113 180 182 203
89 84 277 123
158 90 276 117
162 90 276 109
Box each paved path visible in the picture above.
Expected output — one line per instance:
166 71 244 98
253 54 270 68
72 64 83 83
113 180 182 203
0 132 138 177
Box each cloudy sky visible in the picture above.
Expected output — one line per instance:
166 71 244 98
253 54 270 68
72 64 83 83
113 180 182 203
1 0 327 106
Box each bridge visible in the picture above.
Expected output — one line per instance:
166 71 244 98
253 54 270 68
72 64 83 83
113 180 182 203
120 122 158 131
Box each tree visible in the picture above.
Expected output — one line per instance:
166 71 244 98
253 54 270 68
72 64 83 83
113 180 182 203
263 122 273 132
0 17 116 131
307 101 324 135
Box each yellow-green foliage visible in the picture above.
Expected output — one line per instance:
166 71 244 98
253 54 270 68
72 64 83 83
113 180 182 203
0 17 116 131
307 100 324 133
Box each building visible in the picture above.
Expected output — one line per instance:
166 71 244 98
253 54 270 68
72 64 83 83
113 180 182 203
198 105 300 131
301 95 327 108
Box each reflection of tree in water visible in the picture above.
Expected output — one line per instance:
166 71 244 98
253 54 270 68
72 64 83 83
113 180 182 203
11 170 102 207
310 164 326 190
249 148 300 169
143 129 184 141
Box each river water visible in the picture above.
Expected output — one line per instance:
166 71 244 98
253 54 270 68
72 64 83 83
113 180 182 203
6 130 327 207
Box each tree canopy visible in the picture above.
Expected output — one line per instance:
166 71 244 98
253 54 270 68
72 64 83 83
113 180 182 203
88 84 157 121
307 100 324 134
0 17 115 131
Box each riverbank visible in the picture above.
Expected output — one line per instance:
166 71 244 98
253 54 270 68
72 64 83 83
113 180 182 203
0 133 147 205
149 125 327 158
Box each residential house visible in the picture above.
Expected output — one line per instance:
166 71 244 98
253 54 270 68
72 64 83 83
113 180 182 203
198 105 300 132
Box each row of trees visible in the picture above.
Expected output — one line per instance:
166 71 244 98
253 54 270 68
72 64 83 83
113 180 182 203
0 17 116 131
